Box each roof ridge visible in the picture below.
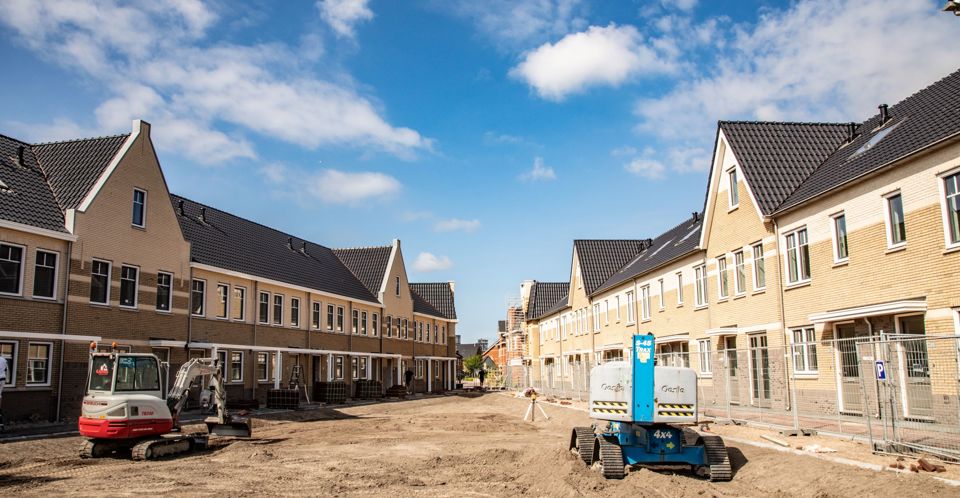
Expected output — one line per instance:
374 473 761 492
333 245 392 251
32 133 129 147
719 120 849 127
0 133 32 145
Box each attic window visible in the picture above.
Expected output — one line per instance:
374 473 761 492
851 120 902 159
0 179 9 192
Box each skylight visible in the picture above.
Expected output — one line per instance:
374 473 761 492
851 120 902 158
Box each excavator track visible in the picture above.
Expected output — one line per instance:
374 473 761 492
569 427 596 465
597 438 625 480
701 435 732 482
131 436 194 461
79 439 128 459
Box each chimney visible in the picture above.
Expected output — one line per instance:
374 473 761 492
177 199 185 216
301 241 308 254
199 207 206 223
847 122 858 142
645 238 653 248
287 237 294 250
16 146 26 167
692 212 699 222
448 281 455 295
878 104 890 125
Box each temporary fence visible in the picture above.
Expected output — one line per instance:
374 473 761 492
517 334 960 462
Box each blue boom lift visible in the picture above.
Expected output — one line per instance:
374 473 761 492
569 333 731 481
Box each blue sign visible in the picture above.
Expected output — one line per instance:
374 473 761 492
875 360 886 380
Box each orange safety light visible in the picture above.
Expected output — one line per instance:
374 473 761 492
111 341 118 350
89 341 97 350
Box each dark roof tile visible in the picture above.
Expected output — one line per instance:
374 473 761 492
0 135 67 232
525 281 568 320
409 282 457 320
333 245 392 297
574 239 647 294
33 134 129 210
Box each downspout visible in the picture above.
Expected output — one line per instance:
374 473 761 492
252 280 258 399
55 241 73 422
772 219 792 413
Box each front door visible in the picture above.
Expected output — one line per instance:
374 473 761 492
724 336 739 405
835 323 865 414
898 315 933 419
749 334 770 407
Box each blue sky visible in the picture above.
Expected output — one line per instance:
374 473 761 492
1 1 957 343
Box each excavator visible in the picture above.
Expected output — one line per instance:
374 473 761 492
78 343 252 460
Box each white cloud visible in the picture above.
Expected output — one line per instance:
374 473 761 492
663 0 698 11
442 0 587 50
259 163 288 184
624 157 666 180
434 218 481 233
302 169 401 204
399 210 432 222
0 0 428 163
610 146 637 157
510 24 676 101
519 156 557 182
483 131 538 147
317 0 373 38
412 252 453 272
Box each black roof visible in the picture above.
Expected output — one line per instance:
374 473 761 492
525 281 569 320
776 67 960 213
410 288 447 318
171 194 378 303
574 240 647 294
719 121 849 215
333 245 392 297
0 135 68 233
33 134 129 210
409 282 457 319
592 214 703 296
536 293 570 319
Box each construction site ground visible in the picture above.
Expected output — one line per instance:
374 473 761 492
0 392 956 497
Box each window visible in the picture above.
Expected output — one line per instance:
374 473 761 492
676 272 684 305
752 243 766 289
385 315 393 337
28 249 58 299
402 318 408 339
89 259 111 304
658 279 664 310
785 228 811 284
156 272 172 312
694 265 707 306
698 339 712 374
372 313 379 337
273 295 283 326
885 192 906 247
734 251 746 295
832 213 849 262
604 300 610 324
191 279 205 316
312 301 321 329
259 292 270 324
717 256 729 299
0 243 25 296
442 326 446 343
114 356 160 391
418 321 424 341
0 341 17 386
361 311 367 335
119 266 139 308
232 287 245 321
132 188 146 227
215 284 228 318
640 286 650 321
395 276 400 296
626 290 636 324
352 309 359 334
256 352 269 381
944 171 960 247
230 351 243 382
27 343 51 385
615 296 621 321
334 356 344 379
728 168 739 208
433 324 437 342
337 306 344 332
593 304 600 331
290 297 300 327
327 304 335 331
792 328 818 374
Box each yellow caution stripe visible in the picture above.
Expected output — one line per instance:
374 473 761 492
657 411 695 417
657 404 694 409
592 408 628 414
593 401 628 407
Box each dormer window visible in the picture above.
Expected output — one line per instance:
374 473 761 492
727 167 739 208
132 188 146 228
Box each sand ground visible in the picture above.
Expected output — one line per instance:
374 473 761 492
0 392 956 497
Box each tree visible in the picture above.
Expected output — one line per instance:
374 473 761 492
462 354 485 377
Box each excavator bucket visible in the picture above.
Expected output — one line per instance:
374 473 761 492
206 416 252 438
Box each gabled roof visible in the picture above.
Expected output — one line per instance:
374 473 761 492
0 134 68 233
777 67 960 213
171 194 378 303
33 134 129 210
719 121 849 215
593 213 703 296
536 292 570 320
333 245 392 297
525 281 569 320
409 282 457 320
573 239 647 294
410 288 447 318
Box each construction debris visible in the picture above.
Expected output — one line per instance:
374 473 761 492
761 435 791 447
917 458 947 473
799 444 837 454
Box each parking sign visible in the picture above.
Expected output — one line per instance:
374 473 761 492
875 360 886 380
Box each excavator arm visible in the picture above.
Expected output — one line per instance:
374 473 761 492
166 358 251 438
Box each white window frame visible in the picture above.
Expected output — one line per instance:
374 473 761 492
338 306 345 333
791 327 818 375
291 297 300 328
938 167 960 250
256 351 270 382
657 278 664 311
698 339 712 375
191 278 206 317
119 265 140 309
593 304 600 331
258 292 270 324
132 188 147 228
733 250 746 295
215 283 229 319
604 300 610 324
361 310 367 335
312 301 322 329
676 272 684 306
352 309 359 335
784 228 811 285
626 290 636 324
26 341 52 386
615 295 621 321
751 242 766 290
831 212 849 263
32 249 59 300
717 256 729 299
640 286 650 321
89 258 112 305
694 264 707 307
273 294 284 326
883 190 907 249
0 340 18 386
327 304 335 331
156 271 173 313
395 276 400 296
232 286 246 321
372 313 379 337
0 242 25 297
229 351 244 383
727 167 739 209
